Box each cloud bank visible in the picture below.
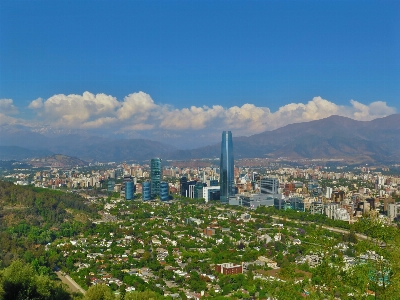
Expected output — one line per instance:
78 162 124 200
0 99 19 115
0 93 397 140
0 99 19 126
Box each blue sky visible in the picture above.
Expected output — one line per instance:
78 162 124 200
0 0 399 146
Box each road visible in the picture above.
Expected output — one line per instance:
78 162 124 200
56 271 86 295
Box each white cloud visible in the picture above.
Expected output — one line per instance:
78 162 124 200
27 92 397 137
81 117 118 129
0 113 18 125
266 96 342 129
29 91 120 127
224 103 270 131
0 99 19 115
349 100 396 121
117 92 159 121
160 105 225 129
28 98 43 110
120 123 155 131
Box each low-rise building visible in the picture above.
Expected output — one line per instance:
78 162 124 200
215 263 242 275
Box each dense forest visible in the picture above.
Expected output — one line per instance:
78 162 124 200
0 181 98 267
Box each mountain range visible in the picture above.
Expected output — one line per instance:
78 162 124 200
166 114 400 163
0 114 399 163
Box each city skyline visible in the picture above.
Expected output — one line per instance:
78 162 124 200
1 0 399 292
0 1 399 144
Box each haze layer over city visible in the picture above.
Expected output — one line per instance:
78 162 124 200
0 1 399 300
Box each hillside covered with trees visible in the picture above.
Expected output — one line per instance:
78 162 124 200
0 181 98 267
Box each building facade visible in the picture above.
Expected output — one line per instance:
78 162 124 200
151 158 162 198
203 186 220 202
388 203 400 221
220 131 235 204
125 181 134 200
160 181 169 201
123 175 134 200
107 181 115 193
209 179 219 187
260 177 279 195
203 227 216 236
142 181 151 201
186 180 197 198
180 176 188 197
215 263 242 275
194 181 205 199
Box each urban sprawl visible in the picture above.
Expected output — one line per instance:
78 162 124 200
2 131 400 299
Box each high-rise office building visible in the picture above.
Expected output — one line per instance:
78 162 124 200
326 187 333 199
180 176 188 197
209 179 219 187
151 158 162 198
160 181 169 201
125 181 134 200
107 181 115 193
142 181 151 201
203 186 220 202
220 131 234 204
194 181 206 199
260 177 279 195
187 180 197 198
123 175 134 200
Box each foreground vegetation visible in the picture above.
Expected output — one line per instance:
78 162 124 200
1 181 400 299
0 260 165 300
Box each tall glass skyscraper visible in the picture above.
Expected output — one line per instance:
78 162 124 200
220 131 234 204
151 158 162 198
180 176 188 197
160 181 169 201
142 181 151 200
125 181 134 200
123 174 134 200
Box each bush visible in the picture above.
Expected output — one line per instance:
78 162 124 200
0 260 72 300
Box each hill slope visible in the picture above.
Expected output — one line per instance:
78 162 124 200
0 146 54 160
0 181 98 265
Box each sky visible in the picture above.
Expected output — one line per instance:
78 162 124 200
0 0 399 148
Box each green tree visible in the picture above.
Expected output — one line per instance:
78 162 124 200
0 260 71 300
84 284 115 300
124 290 163 300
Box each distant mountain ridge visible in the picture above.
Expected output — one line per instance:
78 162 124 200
165 114 400 163
29 154 87 167
0 129 178 162
0 146 54 161
0 114 399 163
